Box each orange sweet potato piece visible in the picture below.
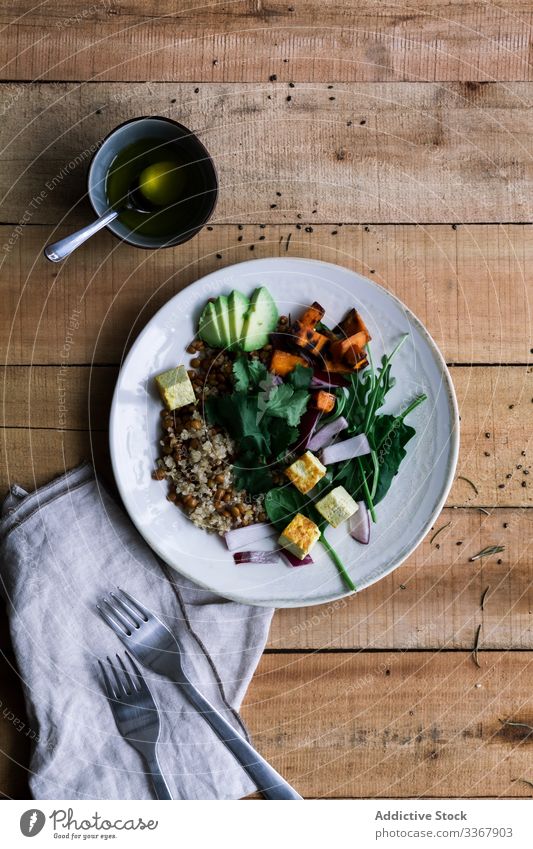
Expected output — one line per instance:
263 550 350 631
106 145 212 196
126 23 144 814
338 308 371 341
312 391 336 413
270 350 307 376
329 331 369 362
299 301 325 328
323 357 369 374
292 322 330 355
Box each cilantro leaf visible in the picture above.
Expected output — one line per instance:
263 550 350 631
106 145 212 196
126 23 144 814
285 364 313 391
232 354 267 392
265 384 310 426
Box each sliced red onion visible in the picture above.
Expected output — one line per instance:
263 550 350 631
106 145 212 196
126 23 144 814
298 407 322 450
311 370 349 389
233 551 279 564
224 522 275 552
282 551 314 567
320 433 371 465
349 501 370 544
307 416 349 452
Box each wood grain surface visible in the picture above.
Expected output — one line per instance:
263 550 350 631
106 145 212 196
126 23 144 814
1 1 533 83
1 1 532 801
1 225 532 365
242 650 533 798
1 83 533 224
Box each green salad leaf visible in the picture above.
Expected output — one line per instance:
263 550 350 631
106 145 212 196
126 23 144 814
205 358 313 494
232 355 267 392
264 477 355 593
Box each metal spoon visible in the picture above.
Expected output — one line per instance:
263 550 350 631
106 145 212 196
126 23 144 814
43 182 153 263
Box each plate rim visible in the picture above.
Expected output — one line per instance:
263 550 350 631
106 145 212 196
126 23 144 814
109 256 460 608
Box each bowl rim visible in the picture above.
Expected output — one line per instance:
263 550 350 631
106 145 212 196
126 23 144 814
87 115 219 249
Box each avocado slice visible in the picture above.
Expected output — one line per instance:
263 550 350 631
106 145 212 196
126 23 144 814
198 301 223 348
214 295 232 351
227 290 250 350
241 287 279 351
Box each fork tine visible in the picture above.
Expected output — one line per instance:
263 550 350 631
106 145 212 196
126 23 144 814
106 655 129 696
98 659 118 700
115 653 135 694
108 591 142 629
115 587 149 621
96 602 131 638
102 599 136 634
124 651 148 693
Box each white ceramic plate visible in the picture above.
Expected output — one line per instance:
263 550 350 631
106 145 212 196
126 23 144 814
110 257 459 608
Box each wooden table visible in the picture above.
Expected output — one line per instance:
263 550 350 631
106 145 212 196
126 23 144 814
1 1 532 800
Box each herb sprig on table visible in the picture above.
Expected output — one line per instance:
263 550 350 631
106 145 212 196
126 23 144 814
205 355 312 494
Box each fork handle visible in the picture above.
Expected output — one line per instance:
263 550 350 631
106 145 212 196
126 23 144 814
145 754 173 800
180 682 302 800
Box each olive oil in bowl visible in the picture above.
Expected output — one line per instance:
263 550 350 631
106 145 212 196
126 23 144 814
106 137 212 241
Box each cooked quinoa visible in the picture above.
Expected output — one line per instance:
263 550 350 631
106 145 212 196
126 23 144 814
153 401 266 536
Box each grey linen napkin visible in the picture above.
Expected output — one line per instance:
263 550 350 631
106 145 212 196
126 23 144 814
0 464 273 800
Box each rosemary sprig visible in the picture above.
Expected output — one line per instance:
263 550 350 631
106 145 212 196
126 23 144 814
429 521 451 545
472 624 482 668
457 475 479 495
480 585 490 611
470 545 505 562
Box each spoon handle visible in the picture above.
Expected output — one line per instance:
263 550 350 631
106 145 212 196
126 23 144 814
43 209 119 262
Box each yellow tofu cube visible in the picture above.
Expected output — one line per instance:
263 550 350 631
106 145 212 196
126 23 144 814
278 513 321 560
284 451 326 494
315 486 358 528
155 365 196 411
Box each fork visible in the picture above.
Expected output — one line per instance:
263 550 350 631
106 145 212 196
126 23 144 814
97 588 302 800
98 651 172 799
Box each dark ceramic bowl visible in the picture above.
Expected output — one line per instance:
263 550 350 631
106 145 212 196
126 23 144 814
87 116 218 249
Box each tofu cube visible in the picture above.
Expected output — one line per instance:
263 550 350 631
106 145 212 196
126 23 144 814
278 513 321 560
155 365 196 411
284 451 326 494
315 486 358 528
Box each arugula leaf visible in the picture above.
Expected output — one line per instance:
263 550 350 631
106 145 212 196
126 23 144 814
371 415 416 505
232 354 267 392
323 337 426 522
343 370 372 434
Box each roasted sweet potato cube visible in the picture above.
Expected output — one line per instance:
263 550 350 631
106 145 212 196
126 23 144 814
329 330 368 362
312 391 336 413
270 350 307 376
338 309 371 342
299 301 325 328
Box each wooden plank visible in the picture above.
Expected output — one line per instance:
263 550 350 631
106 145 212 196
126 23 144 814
1 1 532 83
1 364 532 509
242 651 533 797
2 224 532 365
1 82 533 225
